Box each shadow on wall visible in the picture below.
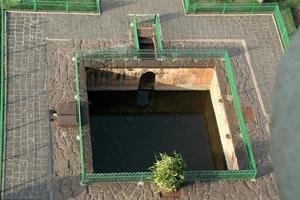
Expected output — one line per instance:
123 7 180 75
101 0 133 12
2 176 87 200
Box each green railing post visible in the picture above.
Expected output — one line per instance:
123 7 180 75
96 0 101 14
74 50 85 184
0 1 5 194
185 0 190 14
223 3 227 14
33 0 37 11
251 4 256 14
65 1 69 12
133 15 140 50
155 15 163 51
154 15 164 58
141 172 144 182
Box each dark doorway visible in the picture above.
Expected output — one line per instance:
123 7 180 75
139 37 156 58
137 72 155 106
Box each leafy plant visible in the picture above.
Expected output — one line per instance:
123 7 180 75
149 152 187 193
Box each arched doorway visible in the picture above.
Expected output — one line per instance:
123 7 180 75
137 72 156 106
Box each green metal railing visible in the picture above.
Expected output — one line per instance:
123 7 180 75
274 5 289 49
79 48 225 59
132 14 164 53
0 1 4 195
133 16 140 50
184 2 290 49
3 0 100 13
154 15 163 51
224 51 256 171
75 48 257 183
74 50 85 182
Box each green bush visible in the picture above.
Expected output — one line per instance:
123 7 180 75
149 152 186 193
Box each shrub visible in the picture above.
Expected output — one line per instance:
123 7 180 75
149 152 187 193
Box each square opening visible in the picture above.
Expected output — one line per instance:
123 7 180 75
83 65 239 174
88 90 226 173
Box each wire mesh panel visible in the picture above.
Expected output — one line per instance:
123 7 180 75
79 48 225 59
4 0 99 12
0 3 5 193
74 48 257 183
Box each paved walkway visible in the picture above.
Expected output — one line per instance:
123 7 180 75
3 13 51 199
43 2 283 113
2 0 284 199
161 14 284 113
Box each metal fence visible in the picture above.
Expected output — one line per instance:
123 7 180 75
74 48 257 184
184 2 290 49
133 16 140 50
154 15 163 51
0 2 5 194
78 48 225 59
132 14 164 52
3 0 100 13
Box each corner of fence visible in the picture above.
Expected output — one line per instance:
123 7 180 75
223 50 257 174
184 0 190 14
73 49 86 183
96 0 101 15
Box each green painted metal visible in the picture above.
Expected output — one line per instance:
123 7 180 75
74 50 85 183
0 1 4 195
133 16 140 50
224 51 257 172
274 5 290 49
184 2 290 49
185 0 190 14
96 0 100 13
79 48 224 59
154 15 163 51
188 3 275 14
75 48 257 183
33 0 37 11
3 0 99 12
65 1 69 12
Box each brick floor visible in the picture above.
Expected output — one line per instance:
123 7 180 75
3 13 51 199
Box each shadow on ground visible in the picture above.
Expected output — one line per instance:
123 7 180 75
101 0 133 12
2 176 86 200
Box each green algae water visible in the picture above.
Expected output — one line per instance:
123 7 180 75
88 90 217 173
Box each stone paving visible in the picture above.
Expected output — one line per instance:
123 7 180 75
161 15 284 114
2 0 285 199
3 13 51 199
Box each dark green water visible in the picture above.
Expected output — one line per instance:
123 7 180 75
88 91 214 173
